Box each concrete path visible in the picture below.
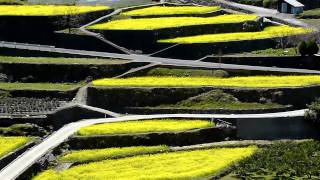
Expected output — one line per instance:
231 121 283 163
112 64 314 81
0 110 306 180
1 41 320 74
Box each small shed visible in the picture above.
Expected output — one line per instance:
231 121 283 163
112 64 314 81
278 0 304 14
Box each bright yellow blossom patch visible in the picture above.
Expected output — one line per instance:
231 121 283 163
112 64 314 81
88 14 258 30
77 119 214 136
92 75 320 88
158 25 313 43
0 136 33 158
33 146 258 179
0 5 110 16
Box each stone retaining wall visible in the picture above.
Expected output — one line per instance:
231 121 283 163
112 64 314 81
87 85 320 111
124 105 294 114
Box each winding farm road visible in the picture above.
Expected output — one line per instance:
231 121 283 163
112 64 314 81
1 41 320 74
0 4 317 179
0 110 306 180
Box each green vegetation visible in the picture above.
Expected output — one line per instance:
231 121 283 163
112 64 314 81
0 56 129 65
77 119 214 136
0 124 47 136
0 5 110 16
0 136 33 158
299 39 319 56
305 98 320 123
159 90 285 110
243 48 299 56
0 82 83 91
59 145 169 163
92 75 320 88
158 26 313 43
229 141 320 179
299 8 320 18
145 68 229 77
121 6 221 16
34 146 257 180
88 14 258 30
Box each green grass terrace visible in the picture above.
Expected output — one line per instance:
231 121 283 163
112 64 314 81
0 5 111 16
158 25 313 43
77 119 214 136
0 136 33 158
0 82 83 91
87 14 258 30
92 75 320 88
34 146 257 179
0 56 129 65
121 5 221 16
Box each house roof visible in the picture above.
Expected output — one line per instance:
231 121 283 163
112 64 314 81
284 0 304 7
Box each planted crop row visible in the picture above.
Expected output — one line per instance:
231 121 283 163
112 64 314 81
121 6 221 16
92 75 320 88
59 145 169 163
0 136 33 158
0 5 110 16
88 14 258 30
158 25 313 43
77 119 214 136
34 146 257 179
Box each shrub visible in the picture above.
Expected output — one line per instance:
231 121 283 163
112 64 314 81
231 141 320 179
306 39 319 56
305 98 320 123
298 40 308 56
212 70 229 78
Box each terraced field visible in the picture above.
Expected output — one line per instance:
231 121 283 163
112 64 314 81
34 146 257 179
88 14 258 30
0 5 111 16
92 75 320 88
77 119 214 136
0 136 33 158
158 25 312 43
121 5 221 16
59 145 169 163
0 82 82 91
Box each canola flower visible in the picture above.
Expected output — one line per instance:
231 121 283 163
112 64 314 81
77 119 214 136
87 14 258 30
0 136 32 158
158 25 313 43
121 6 221 16
0 5 110 16
33 146 258 180
59 145 169 163
92 75 320 88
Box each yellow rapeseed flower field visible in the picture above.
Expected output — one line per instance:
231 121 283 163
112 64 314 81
0 136 32 158
92 75 320 88
87 14 258 30
59 145 169 163
0 5 110 16
77 119 214 136
158 25 313 43
121 6 221 16
33 146 258 179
